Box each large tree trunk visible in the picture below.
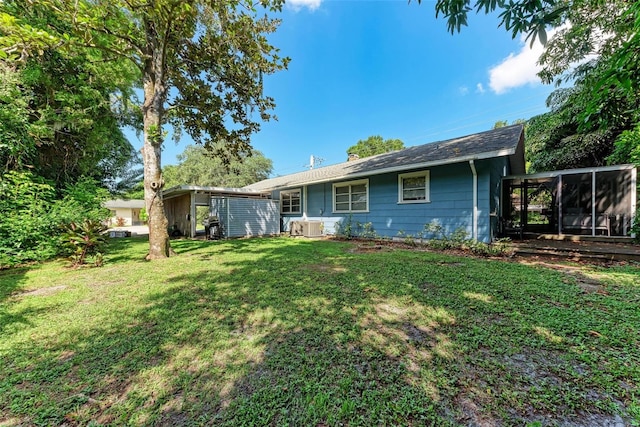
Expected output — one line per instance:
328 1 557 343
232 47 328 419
141 30 173 260
141 133 172 259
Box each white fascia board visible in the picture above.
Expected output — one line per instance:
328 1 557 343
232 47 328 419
504 164 637 181
162 185 269 199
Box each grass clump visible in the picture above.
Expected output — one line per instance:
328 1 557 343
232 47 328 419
0 236 638 425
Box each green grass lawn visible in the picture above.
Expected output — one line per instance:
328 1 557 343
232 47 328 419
1 237 639 426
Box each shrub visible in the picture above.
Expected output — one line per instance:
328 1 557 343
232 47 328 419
62 220 108 267
631 210 640 242
0 172 58 267
335 214 354 239
0 172 110 268
139 207 148 224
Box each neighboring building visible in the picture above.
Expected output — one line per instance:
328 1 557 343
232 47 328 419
104 199 145 226
245 125 527 243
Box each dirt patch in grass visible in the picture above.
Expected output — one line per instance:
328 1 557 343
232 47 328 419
20 285 67 296
518 260 611 294
347 244 394 254
307 264 348 273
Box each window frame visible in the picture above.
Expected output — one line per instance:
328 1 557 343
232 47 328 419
332 179 369 213
280 188 302 214
398 170 430 204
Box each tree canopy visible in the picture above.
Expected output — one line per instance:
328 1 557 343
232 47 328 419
430 0 640 170
1 0 289 259
163 146 272 189
346 136 405 159
0 9 139 191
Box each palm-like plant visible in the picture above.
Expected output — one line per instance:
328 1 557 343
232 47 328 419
63 220 108 267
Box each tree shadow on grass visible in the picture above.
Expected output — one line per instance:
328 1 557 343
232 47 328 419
0 264 53 336
0 267 26 300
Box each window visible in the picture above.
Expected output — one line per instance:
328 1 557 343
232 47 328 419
281 189 301 214
333 179 369 212
398 171 430 203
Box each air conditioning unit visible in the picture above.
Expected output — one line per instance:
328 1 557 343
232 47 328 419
289 220 323 237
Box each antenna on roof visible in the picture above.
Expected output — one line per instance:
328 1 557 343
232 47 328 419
306 155 324 170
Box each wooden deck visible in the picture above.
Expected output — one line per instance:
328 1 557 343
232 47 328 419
510 235 640 262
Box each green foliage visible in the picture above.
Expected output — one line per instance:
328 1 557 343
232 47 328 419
432 0 567 46
0 63 36 171
346 136 404 159
0 171 109 268
139 207 148 224
396 221 513 256
0 171 58 267
631 210 640 242
0 2 140 188
62 220 108 267
356 222 378 239
1 0 289 258
608 123 640 166
524 82 631 172
494 119 526 129
334 215 354 239
162 145 272 188
431 0 640 171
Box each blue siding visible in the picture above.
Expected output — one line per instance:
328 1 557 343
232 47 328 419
273 159 509 242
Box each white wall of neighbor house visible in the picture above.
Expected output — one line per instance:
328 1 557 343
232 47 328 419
108 208 141 226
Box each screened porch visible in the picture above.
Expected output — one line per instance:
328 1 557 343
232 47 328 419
501 165 637 238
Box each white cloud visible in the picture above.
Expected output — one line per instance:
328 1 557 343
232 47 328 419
488 34 547 94
458 86 469 96
286 0 322 12
476 83 485 94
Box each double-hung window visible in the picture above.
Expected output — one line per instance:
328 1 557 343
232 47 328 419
333 179 368 213
281 189 301 214
398 171 430 203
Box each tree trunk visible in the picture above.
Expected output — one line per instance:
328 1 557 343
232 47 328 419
141 30 173 260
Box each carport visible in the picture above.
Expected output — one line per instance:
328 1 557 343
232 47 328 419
162 185 273 238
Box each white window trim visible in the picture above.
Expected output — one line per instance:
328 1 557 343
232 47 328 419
332 179 369 213
280 188 302 214
398 170 430 204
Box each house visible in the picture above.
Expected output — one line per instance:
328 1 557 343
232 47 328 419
244 124 527 243
104 199 145 226
162 124 637 241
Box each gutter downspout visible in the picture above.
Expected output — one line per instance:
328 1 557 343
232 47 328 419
469 160 478 241
302 186 308 220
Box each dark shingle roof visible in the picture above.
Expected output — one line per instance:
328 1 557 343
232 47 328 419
245 124 524 192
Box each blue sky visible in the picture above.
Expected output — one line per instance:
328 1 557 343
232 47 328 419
130 0 556 177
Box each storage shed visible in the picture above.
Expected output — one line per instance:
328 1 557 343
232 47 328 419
210 197 280 238
162 185 273 238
